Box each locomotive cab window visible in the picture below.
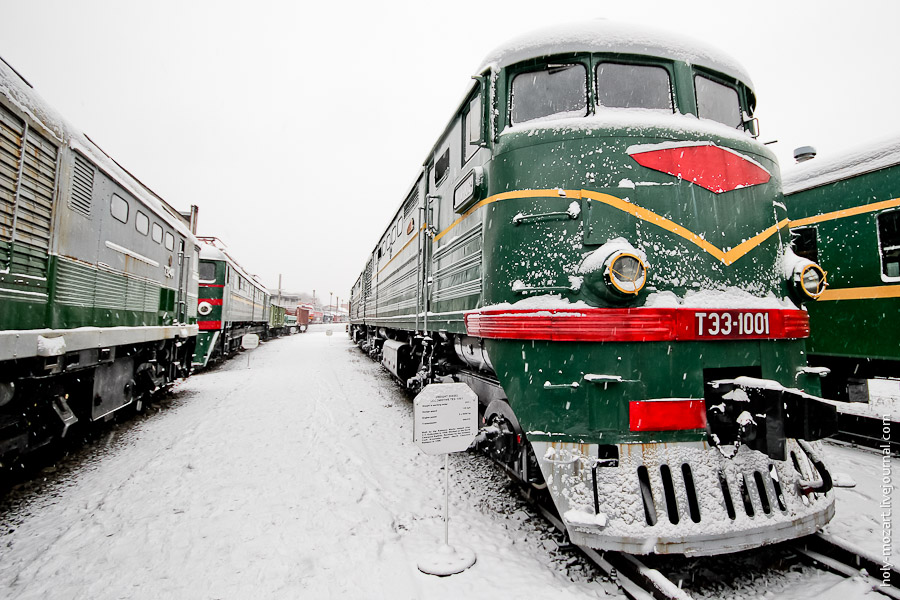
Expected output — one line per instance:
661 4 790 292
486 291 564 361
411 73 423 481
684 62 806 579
135 210 149 235
164 231 175 251
791 226 819 264
110 193 129 223
510 63 587 125
434 147 451 184
695 74 742 128
596 62 673 112
151 223 163 244
199 261 216 282
463 92 482 164
878 209 900 278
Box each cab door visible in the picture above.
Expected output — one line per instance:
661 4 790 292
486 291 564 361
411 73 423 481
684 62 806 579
175 237 189 323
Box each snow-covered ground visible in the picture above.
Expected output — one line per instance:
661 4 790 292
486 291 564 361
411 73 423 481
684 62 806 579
836 378 900 422
0 325 893 599
0 326 611 599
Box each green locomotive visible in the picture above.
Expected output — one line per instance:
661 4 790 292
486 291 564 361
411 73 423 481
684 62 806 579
784 139 900 402
350 22 838 555
193 237 271 368
0 58 199 461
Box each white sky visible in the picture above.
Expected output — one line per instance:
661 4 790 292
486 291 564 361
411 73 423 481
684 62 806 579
3 0 898 303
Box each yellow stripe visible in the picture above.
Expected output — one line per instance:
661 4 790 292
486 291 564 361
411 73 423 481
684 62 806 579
722 219 790 266
790 197 900 228
377 230 421 276
432 189 552 242
818 284 900 301
581 190 729 263
430 188 788 265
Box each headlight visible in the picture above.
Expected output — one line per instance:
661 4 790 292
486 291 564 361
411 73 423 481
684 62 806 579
579 239 648 301
607 252 647 295
799 263 827 299
783 250 826 300
198 301 213 315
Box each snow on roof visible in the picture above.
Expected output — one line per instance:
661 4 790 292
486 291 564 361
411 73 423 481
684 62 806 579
782 134 900 194
0 59 195 241
477 20 754 88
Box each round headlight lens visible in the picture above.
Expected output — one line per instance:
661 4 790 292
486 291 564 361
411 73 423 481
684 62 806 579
198 301 213 316
800 264 827 299
607 252 647 295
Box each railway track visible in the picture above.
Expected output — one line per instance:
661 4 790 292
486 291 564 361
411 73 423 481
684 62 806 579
524 486 900 600
833 413 899 455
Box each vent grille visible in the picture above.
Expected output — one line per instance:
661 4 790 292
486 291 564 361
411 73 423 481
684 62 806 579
0 102 25 244
17 127 58 253
70 153 94 217
402 189 419 218
0 102 58 275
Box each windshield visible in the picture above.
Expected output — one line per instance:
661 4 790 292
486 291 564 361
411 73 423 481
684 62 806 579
510 64 587 125
199 261 217 282
695 75 742 128
596 62 673 111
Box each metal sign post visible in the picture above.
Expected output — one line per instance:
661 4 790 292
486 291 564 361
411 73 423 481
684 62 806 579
241 333 259 368
413 382 478 576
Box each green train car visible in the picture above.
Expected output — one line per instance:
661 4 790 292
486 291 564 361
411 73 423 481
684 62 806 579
193 238 270 368
350 22 838 556
784 139 900 401
268 304 286 338
0 58 199 461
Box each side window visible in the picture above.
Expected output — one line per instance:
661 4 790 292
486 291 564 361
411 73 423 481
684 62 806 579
164 231 175 251
135 211 150 235
791 227 819 264
110 193 129 223
151 223 163 243
434 147 450 184
596 62 673 112
510 64 587 125
695 74 742 128
878 210 900 278
463 92 482 163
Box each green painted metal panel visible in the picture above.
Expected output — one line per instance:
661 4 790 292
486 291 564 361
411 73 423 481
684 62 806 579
786 162 900 362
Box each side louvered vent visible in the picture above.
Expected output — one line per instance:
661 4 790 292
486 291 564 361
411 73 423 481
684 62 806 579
70 153 94 217
0 103 25 244
403 189 419 218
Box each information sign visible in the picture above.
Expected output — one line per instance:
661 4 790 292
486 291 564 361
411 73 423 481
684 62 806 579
413 383 478 455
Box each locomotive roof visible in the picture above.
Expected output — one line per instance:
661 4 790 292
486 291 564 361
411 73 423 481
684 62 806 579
199 240 267 291
477 20 754 89
0 58 195 241
783 135 900 194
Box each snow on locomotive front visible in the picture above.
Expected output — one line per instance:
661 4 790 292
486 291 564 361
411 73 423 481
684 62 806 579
465 23 836 556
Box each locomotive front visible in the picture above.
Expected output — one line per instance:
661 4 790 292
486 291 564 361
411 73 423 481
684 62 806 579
465 25 836 555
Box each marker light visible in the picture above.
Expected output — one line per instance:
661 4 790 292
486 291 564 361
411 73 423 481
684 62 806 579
630 399 707 431
198 301 213 316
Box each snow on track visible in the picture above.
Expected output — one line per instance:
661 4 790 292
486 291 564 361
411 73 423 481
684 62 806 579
0 326 612 599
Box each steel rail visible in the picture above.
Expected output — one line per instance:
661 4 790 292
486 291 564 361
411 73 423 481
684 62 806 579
793 532 900 599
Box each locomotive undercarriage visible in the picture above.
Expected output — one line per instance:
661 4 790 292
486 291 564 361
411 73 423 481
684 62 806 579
0 335 195 466
351 323 544 489
351 322 840 556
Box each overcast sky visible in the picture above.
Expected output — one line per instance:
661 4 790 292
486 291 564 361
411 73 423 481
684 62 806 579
3 0 898 304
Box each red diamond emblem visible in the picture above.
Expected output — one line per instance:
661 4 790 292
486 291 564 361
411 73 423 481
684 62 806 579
628 142 771 194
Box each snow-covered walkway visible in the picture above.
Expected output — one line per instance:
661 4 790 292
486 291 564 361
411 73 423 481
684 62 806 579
0 327 609 599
